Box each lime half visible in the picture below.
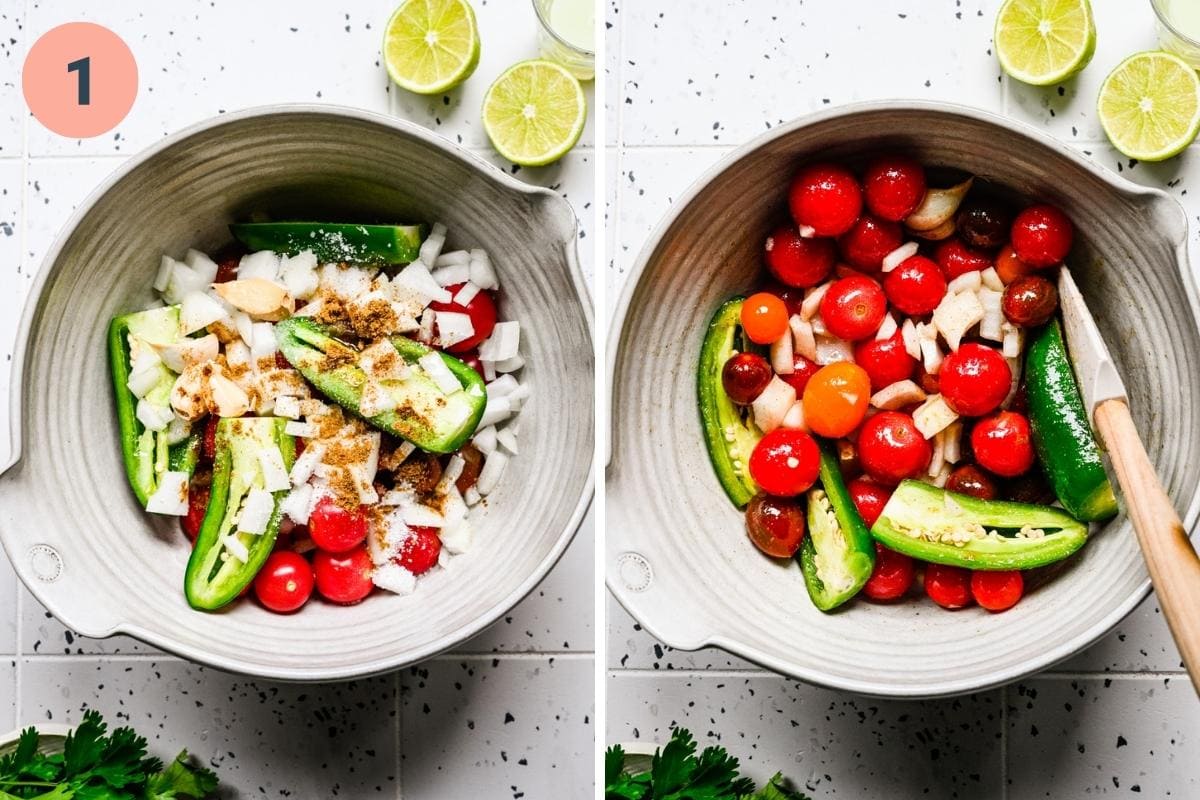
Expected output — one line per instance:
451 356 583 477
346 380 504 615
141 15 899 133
1099 51 1200 162
482 60 587 167
995 0 1096 86
383 0 480 95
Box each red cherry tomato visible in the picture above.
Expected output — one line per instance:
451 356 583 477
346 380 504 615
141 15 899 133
747 429 821 497
764 225 836 287
181 484 209 542
971 411 1035 477
857 411 932 485
201 416 218 463
779 354 820 396
429 283 498 353
214 254 239 283
970 569 1024 612
254 551 315 614
934 238 992 280
1011 204 1074 267
837 214 902 272
847 477 892 527
788 162 863 236
883 255 947 316
722 352 774 405
863 543 916 601
313 547 374 605
802 362 872 438
853 332 916 392
740 292 790 344
396 526 442 575
995 244 1037 285
820 276 887 341
939 343 1012 417
458 349 485 377
862 155 927 221
924 563 973 609
308 497 370 554
945 464 998 500
744 493 806 558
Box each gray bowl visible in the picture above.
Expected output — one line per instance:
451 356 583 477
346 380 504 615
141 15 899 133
607 101 1200 697
0 105 594 681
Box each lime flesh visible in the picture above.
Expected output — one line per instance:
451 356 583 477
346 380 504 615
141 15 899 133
995 0 1096 86
383 0 480 95
1098 50 1200 161
482 59 587 167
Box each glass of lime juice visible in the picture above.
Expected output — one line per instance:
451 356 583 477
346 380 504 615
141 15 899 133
1153 0 1200 69
532 0 595 80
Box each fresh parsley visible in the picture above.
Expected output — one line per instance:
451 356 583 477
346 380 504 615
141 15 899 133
0 711 218 799
606 728 813 800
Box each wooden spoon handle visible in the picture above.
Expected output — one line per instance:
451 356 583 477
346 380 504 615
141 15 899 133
1095 398 1200 690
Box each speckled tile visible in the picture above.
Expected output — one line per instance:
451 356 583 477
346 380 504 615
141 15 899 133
605 1 620 147
0 7 24 158
604 144 617 322
607 672 1003 798
400 655 593 798
1007 677 1199 797
456 506 593 654
21 658 398 796
1006 0 1158 143
0 661 12 731
0 559 16 655
619 0 1003 146
607 596 758 671
20 587 157 656
20 158 124 282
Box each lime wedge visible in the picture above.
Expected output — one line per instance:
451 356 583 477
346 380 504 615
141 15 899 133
383 0 480 95
995 0 1096 86
1098 51 1200 162
482 60 587 167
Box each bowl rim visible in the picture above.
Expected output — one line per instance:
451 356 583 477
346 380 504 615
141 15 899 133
1 103 595 681
605 98 1200 697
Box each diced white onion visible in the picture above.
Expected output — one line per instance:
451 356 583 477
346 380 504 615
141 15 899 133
418 222 447 266
751 375 796 434
981 267 1004 291
770 329 794 374
913 394 959 439
815 335 854 365
145 471 189 515
929 429 946 477
180 290 229 334
258 447 291 492
468 249 499 290
474 426 498 455
932 290 984 352
435 310 475 348
476 449 508 495
184 249 219 283
464 486 482 506
477 396 513 429
165 260 210 304
797 224 817 238
136 398 173 431
454 282 482 306
496 426 519 455
494 353 525 373
274 396 301 419
403 504 445 528
439 518 473 555
153 255 175 292
920 337 944 374
237 488 275 534
477 321 520 362
431 263 471 287
158 334 219 373
250 322 278 360
882 242 920 273
943 421 963 464
127 365 163 399
801 283 830 320
780 401 807 431
418 352 463 395
875 313 898 342
901 318 921 359
394 261 452 304
790 315 816 362
373 562 418 595
289 442 325 486
947 271 982 294
237 250 281 282
280 484 314 525
165 416 192 446
1002 324 1023 358
435 250 471 267
222 534 250 563
487 374 519 398
278 251 319 300
870 380 926 410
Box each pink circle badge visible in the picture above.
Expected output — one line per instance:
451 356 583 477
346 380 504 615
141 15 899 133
22 22 137 138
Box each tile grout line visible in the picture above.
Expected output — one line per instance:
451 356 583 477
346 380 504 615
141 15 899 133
394 668 403 800
1000 683 1008 800
13 0 29 731
605 668 1187 679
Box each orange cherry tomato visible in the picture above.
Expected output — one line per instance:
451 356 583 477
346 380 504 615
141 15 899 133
801 362 871 438
994 244 1037 285
740 292 789 344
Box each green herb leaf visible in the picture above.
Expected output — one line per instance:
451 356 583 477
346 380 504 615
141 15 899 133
739 773 813 800
143 751 219 800
605 745 627 788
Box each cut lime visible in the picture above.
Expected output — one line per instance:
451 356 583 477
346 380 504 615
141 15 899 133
482 60 587 167
995 0 1096 86
383 0 480 95
1098 51 1200 161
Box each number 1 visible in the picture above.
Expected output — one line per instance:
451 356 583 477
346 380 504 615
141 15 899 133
67 57 90 105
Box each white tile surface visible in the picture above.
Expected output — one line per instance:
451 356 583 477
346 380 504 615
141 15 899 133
400 655 593 796
0 1 593 796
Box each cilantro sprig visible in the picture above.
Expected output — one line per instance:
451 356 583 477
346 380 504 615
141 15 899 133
605 727 812 800
0 711 217 799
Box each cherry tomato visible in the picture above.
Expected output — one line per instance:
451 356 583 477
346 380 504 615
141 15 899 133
956 200 1012 250
883 255 947 316
995 244 1038 285
429 283 498 353
802 362 872 438
740 292 790 344
934 238 992 280
779 354 820 396
971 411 1035 477
970 569 1024 612
308 496 370 553
396 526 442 575
765 225 836 287
201 416 218 463
214 254 239 283
313 547 374 605
820 276 887 341
915 362 940 395
924 563 973 609
847 477 892 527
862 155 926 221
458 349 485 378
1011 204 1073 267
748 429 821 497
744 492 806 558
857 411 932 485
1005 469 1056 505
837 214 902 272
456 444 485 494
1002 275 1058 328
762 280 805 317
254 551 315 614
788 162 863 236
854 332 916 392
863 543 916 601
945 464 998 500
722 352 773 405
939 343 1012 417
181 484 209 542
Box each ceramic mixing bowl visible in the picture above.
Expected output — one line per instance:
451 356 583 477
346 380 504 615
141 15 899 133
607 101 1200 697
0 105 593 681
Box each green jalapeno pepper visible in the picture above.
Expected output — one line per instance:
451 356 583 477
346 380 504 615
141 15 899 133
799 442 876 611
